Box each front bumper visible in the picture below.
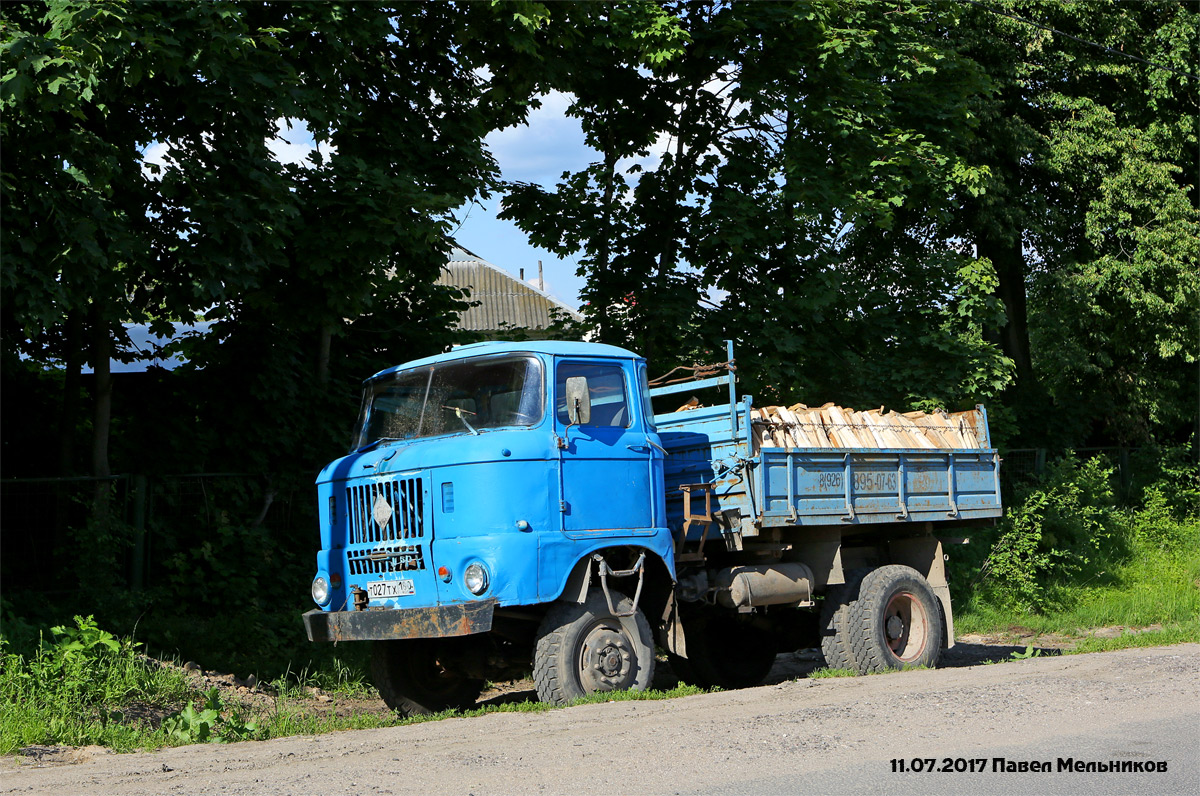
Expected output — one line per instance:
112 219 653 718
303 599 496 642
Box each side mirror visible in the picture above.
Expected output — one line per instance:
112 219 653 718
564 376 591 425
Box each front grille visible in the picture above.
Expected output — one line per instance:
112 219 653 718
347 544 425 575
347 478 424 545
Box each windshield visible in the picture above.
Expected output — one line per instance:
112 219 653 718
351 355 544 450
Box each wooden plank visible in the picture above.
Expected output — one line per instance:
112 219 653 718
777 406 810 448
881 411 917 448
849 410 880 448
866 410 902 448
865 411 892 448
818 410 835 448
824 406 859 448
898 413 932 448
805 409 832 448
894 412 938 449
936 412 968 448
952 410 982 448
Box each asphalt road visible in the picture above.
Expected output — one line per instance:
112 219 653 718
3 644 1197 796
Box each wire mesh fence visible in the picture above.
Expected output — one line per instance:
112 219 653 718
0 448 1160 597
1 473 312 595
1001 447 1137 488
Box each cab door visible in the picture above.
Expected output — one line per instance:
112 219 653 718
555 359 655 537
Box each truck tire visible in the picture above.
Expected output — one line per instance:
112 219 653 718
533 588 655 706
819 568 871 671
371 638 485 717
846 565 944 674
668 612 777 690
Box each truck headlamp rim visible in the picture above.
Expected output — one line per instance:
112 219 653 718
311 575 331 606
464 563 490 595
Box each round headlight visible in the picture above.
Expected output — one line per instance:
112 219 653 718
464 563 489 595
311 575 330 606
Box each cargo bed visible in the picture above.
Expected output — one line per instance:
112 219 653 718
651 380 1002 536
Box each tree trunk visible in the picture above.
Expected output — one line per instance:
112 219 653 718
90 308 113 522
58 310 84 476
593 145 618 341
979 230 1034 385
317 323 333 387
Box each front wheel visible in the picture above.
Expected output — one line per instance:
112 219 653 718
846 565 944 673
371 638 485 716
533 589 655 705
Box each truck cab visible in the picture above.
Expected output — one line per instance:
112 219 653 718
303 341 677 713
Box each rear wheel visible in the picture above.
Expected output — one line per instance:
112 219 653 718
533 589 655 705
846 565 943 673
819 568 870 671
371 638 485 716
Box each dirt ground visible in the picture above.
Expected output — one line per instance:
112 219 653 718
3 643 1196 796
8 625 1163 765
158 628 1104 727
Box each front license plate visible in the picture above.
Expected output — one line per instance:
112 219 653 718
367 579 415 600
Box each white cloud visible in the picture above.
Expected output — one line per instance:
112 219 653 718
142 141 171 171
271 118 336 166
484 91 595 185
139 119 334 180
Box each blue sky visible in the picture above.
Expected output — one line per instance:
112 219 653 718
452 91 591 310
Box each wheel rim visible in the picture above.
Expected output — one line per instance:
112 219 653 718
883 590 930 663
577 620 637 693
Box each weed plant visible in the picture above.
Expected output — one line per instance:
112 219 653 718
0 616 192 753
952 447 1200 642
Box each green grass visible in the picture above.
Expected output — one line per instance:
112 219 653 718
267 655 377 701
1 622 715 752
955 510 1199 649
1 616 193 754
1067 624 1200 654
808 667 857 678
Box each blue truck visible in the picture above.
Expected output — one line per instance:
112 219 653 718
303 340 1002 714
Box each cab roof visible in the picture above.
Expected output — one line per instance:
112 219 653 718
368 340 643 381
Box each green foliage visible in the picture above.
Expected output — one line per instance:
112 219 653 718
972 456 1122 612
955 451 1200 635
2 0 584 486
1127 441 1200 519
502 0 1005 411
807 667 857 679
950 0 1198 447
0 615 192 753
160 688 257 744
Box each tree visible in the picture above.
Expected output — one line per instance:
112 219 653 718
503 0 1002 413
0 1 573 486
950 0 1199 446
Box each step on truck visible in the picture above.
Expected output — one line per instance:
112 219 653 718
303 340 1003 714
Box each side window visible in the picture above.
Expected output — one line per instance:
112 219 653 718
638 363 656 432
556 363 630 427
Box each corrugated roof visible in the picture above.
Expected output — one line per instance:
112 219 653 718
438 247 581 333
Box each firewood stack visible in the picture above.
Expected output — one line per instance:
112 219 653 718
750 403 988 451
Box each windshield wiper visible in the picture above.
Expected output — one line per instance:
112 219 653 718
352 437 406 454
443 405 479 436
